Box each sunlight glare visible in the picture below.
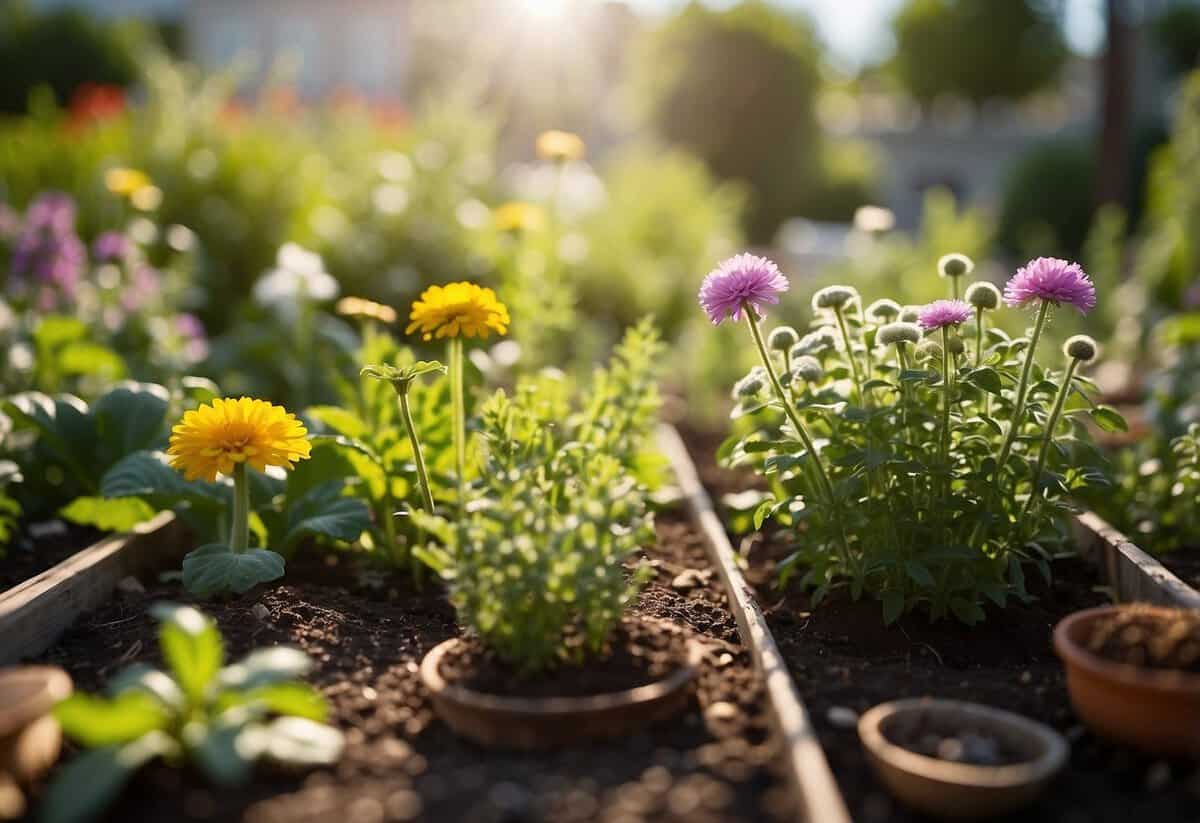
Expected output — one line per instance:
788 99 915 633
517 0 572 23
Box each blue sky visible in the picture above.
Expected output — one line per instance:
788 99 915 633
618 0 1107 69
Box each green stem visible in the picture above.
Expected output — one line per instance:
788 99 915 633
448 337 466 516
230 462 249 553
398 389 436 517
833 306 865 404
1018 358 1080 526
939 326 954 497
744 305 852 570
974 307 984 369
951 276 961 301
994 300 1051 479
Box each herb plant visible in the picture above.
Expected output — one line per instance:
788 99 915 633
414 321 664 672
42 603 342 823
705 254 1120 624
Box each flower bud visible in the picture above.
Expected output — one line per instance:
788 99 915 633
790 355 824 384
915 338 943 363
811 285 859 311
768 326 799 352
938 253 974 280
876 321 921 347
946 334 965 355
965 281 1001 311
899 305 921 323
733 367 767 399
866 298 902 323
1063 334 1098 363
791 326 838 357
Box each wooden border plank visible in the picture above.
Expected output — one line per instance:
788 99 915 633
0 512 187 663
1071 511 1200 610
658 424 851 823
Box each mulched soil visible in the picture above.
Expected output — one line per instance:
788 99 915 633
1084 605 1200 672
0 520 104 592
682 426 1200 823
19 510 794 823
1161 549 1200 591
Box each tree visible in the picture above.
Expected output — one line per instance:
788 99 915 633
892 0 1067 103
631 1 825 242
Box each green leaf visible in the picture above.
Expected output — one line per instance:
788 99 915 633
107 665 186 711
184 719 254 787
282 481 371 551
92 382 170 458
33 315 88 352
218 647 313 691
881 591 905 625
949 598 986 625
55 692 170 747
57 342 126 381
39 733 176 823
1089 406 1128 433
181 376 222 404
238 717 344 767
305 406 370 441
182 545 286 596
230 682 327 722
965 367 1004 395
904 561 935 587
60 496 156 532
101 451 228 511
150 603 224 705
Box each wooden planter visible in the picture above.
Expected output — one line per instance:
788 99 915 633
0 512 187 664
1070 511 1200 610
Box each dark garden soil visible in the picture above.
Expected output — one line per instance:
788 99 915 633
1161 548 1200 592
0 520 104 592
19 510 793 823
1085 604 1200 672
681 425 1200 823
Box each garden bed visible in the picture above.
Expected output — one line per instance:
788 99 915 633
680 425 1200 823
16 505 796 822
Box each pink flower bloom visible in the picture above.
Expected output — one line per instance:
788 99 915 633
918 299 972 331
698 253 789 325
1003 257 1096 314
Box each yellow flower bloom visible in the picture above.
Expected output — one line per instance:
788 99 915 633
493 201 546 234
336 296 398 324
105 167 152 197
168 397 311 482
406 282 510 341
535 130 585 163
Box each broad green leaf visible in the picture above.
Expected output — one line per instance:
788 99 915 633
184 719 254 787
239 716 344 767
101 451 227 511
39 733 176 823
904 561 935 587
60 496 156 532
1089 406 1128 433
222 682 327 722
55 692 170 747
181 376 221 404
282 481 371 550
107 665 186 711
92 382 170 458
182 544 285 596
150 603 224 704
881 591 905 625
964 367 1004 395
218 647 312 691
305 406 370 440
58 342 126 380
33 315 88 352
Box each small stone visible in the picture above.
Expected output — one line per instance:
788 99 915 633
705 701 740 723
362 686 378 701
960 733 1001 766
1146 761 1172 792
1019 670 1033 685
937 737 966 761
251 603 271 621
672 569 708 591
116 576 145 594
826 706 859 729
716 653 734 668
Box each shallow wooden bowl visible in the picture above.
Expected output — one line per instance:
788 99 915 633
0 666 73 819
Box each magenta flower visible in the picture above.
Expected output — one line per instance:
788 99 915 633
918 299 972 331
698 253 789 325
92 231 129 262
1003 257 1096 314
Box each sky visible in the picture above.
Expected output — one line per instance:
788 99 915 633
615 0 1107 70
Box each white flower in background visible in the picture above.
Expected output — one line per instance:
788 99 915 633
504 162 606 221
254 243 339 315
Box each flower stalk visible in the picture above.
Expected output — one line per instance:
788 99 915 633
448 337 466 515
994 299 1051 477
230 463 250 553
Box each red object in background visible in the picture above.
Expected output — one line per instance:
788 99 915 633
67 83 126 131
371 99 409 133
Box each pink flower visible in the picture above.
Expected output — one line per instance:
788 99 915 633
1003 257 1096 314
698 253 789 325
918 299 972 331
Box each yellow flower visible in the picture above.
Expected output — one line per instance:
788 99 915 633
493 201 546 234
406 282 510 341
535 130 585 163
336 296 398 324
168 397 311 482
105 167 151 197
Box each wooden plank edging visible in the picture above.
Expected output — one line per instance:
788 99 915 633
658 424 851 823
0 511 187 664
1071 510 1200 610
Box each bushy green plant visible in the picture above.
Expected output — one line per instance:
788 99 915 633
42 603 341 823
998 139 1094 259
710 256 1118 624
414 321 664 671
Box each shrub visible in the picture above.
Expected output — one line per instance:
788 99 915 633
998 139 1094 259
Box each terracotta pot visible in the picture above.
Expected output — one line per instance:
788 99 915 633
858 698 1068 820
0 666 73 819
420 637 701 750
1054 605 1200 756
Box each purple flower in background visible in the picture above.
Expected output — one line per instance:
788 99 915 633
176 313 209 363
120 264 162 311
698 253 790 325
1003 257 1096 315
8 192 86 305
918 299 972 331
23 192 76 236
93 231 129 261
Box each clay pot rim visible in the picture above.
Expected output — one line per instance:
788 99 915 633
0 666 73 738
1053 605 1200 696
858 698 1069 791
420 635 701 718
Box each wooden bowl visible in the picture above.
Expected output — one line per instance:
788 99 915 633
858 698 1068 820
1054 605 1200 756
0 666 73 819
420 637 701 750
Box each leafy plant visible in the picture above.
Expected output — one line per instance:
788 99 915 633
42 603 342 823
414 322 664 672
711 255 1116 624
